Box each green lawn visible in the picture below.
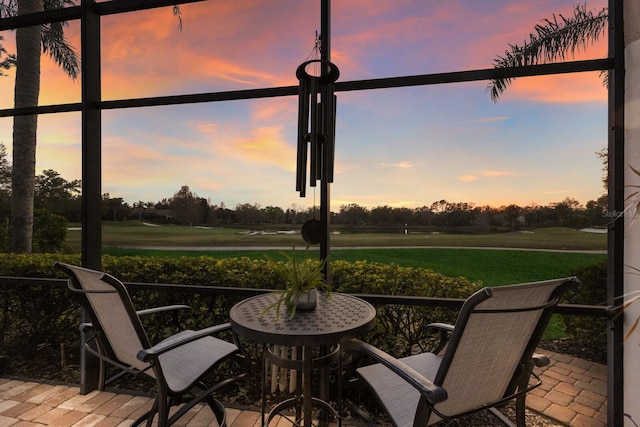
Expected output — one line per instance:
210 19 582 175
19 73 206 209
103 246 604 287
91 222 605 341
86 222 606 286
101 246 602 340
67 221 607 252
329 247 604 286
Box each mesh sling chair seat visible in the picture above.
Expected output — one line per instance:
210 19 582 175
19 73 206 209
78 300 195 391
55 262 247 427
344 277 579 427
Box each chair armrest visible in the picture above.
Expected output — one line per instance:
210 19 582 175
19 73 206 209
79 322 93 333
136 304 191 316
343 338 448 405
426 323 454 333
137 322 233 362
79 306 190 333
426 323 454 353
532 353 550 368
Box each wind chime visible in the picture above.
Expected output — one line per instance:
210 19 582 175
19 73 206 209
295 39 339 244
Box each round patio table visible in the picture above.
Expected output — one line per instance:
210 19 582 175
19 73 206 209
230 292 376 427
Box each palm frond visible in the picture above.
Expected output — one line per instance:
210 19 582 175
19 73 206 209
0 0 79 78
610 285 640 342
41 21 79 79
0 35 16 76
173 5 183 32
489 3 608 102
0 1 17 19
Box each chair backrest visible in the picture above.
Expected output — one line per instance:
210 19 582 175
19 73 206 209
55 262 151 372
429 277 577 421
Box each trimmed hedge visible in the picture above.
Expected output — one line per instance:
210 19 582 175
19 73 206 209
0 254 482 382
562 261 608 361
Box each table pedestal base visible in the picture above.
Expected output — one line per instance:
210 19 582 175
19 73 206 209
261 344 342 427
267 396 338 427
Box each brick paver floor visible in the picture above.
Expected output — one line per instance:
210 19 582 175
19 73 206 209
532 349 608 427
0 349 607 427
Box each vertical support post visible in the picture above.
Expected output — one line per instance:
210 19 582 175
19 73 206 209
607 0 624 424
320 0 331 279
303 345 313 427
319 4 332 422
80 0 102 394
81 0 102 271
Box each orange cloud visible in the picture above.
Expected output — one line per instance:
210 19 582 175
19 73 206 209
101 135 167 180
231 127 295 170
459 170 514 182
198 122 295 172
481 170 514 177
380 161 424 169
97 2 316 100
545 190 571 195
502 72 607 103
251 98 296 122
459 175 477 182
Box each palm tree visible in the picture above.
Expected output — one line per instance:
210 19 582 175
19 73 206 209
489 4 640 354
2 0 79 253
489 3 608 102
2 1 182 253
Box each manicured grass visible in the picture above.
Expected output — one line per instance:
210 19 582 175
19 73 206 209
91 222 606 341
332 227 606 251
103 246 598 340
330 248 604 286
102 246 604 287
67 221 607 252
94 222 605 285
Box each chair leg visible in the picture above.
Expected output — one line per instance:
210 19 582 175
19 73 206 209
488 407 516 427
154 388 171 427
98 358 106 391
206 395 228 427
515 394 527 427
89 336 107 391
515 361 535 427
128 398 157 427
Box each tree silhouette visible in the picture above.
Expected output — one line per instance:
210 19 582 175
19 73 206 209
2 0 79 253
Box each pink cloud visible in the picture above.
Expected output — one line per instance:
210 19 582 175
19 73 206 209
97 2 317 99
481 170 515 177
501 72 607 104
459 170 514 183
459 175 477 182
198 122 295 172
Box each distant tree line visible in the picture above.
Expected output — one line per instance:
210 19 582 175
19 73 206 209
0 144 610 245
332 197 609 231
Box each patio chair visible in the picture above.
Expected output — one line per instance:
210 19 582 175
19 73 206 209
78 296 193 392
55 262 247 427
343 277 579 427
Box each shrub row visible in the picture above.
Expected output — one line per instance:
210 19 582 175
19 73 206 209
0 253 608 383
563 260 608 362
0 254 481 381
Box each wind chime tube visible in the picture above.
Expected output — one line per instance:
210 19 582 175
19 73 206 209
320 62 339 184
324 92 337 183
296 77 309 196
316 102 325 181
309 77 319 187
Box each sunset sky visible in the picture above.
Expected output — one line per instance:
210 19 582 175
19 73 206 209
0 0 608 211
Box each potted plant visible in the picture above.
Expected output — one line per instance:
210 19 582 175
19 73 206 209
262 247 330 319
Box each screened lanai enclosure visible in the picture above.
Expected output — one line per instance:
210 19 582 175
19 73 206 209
0 0 634 425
